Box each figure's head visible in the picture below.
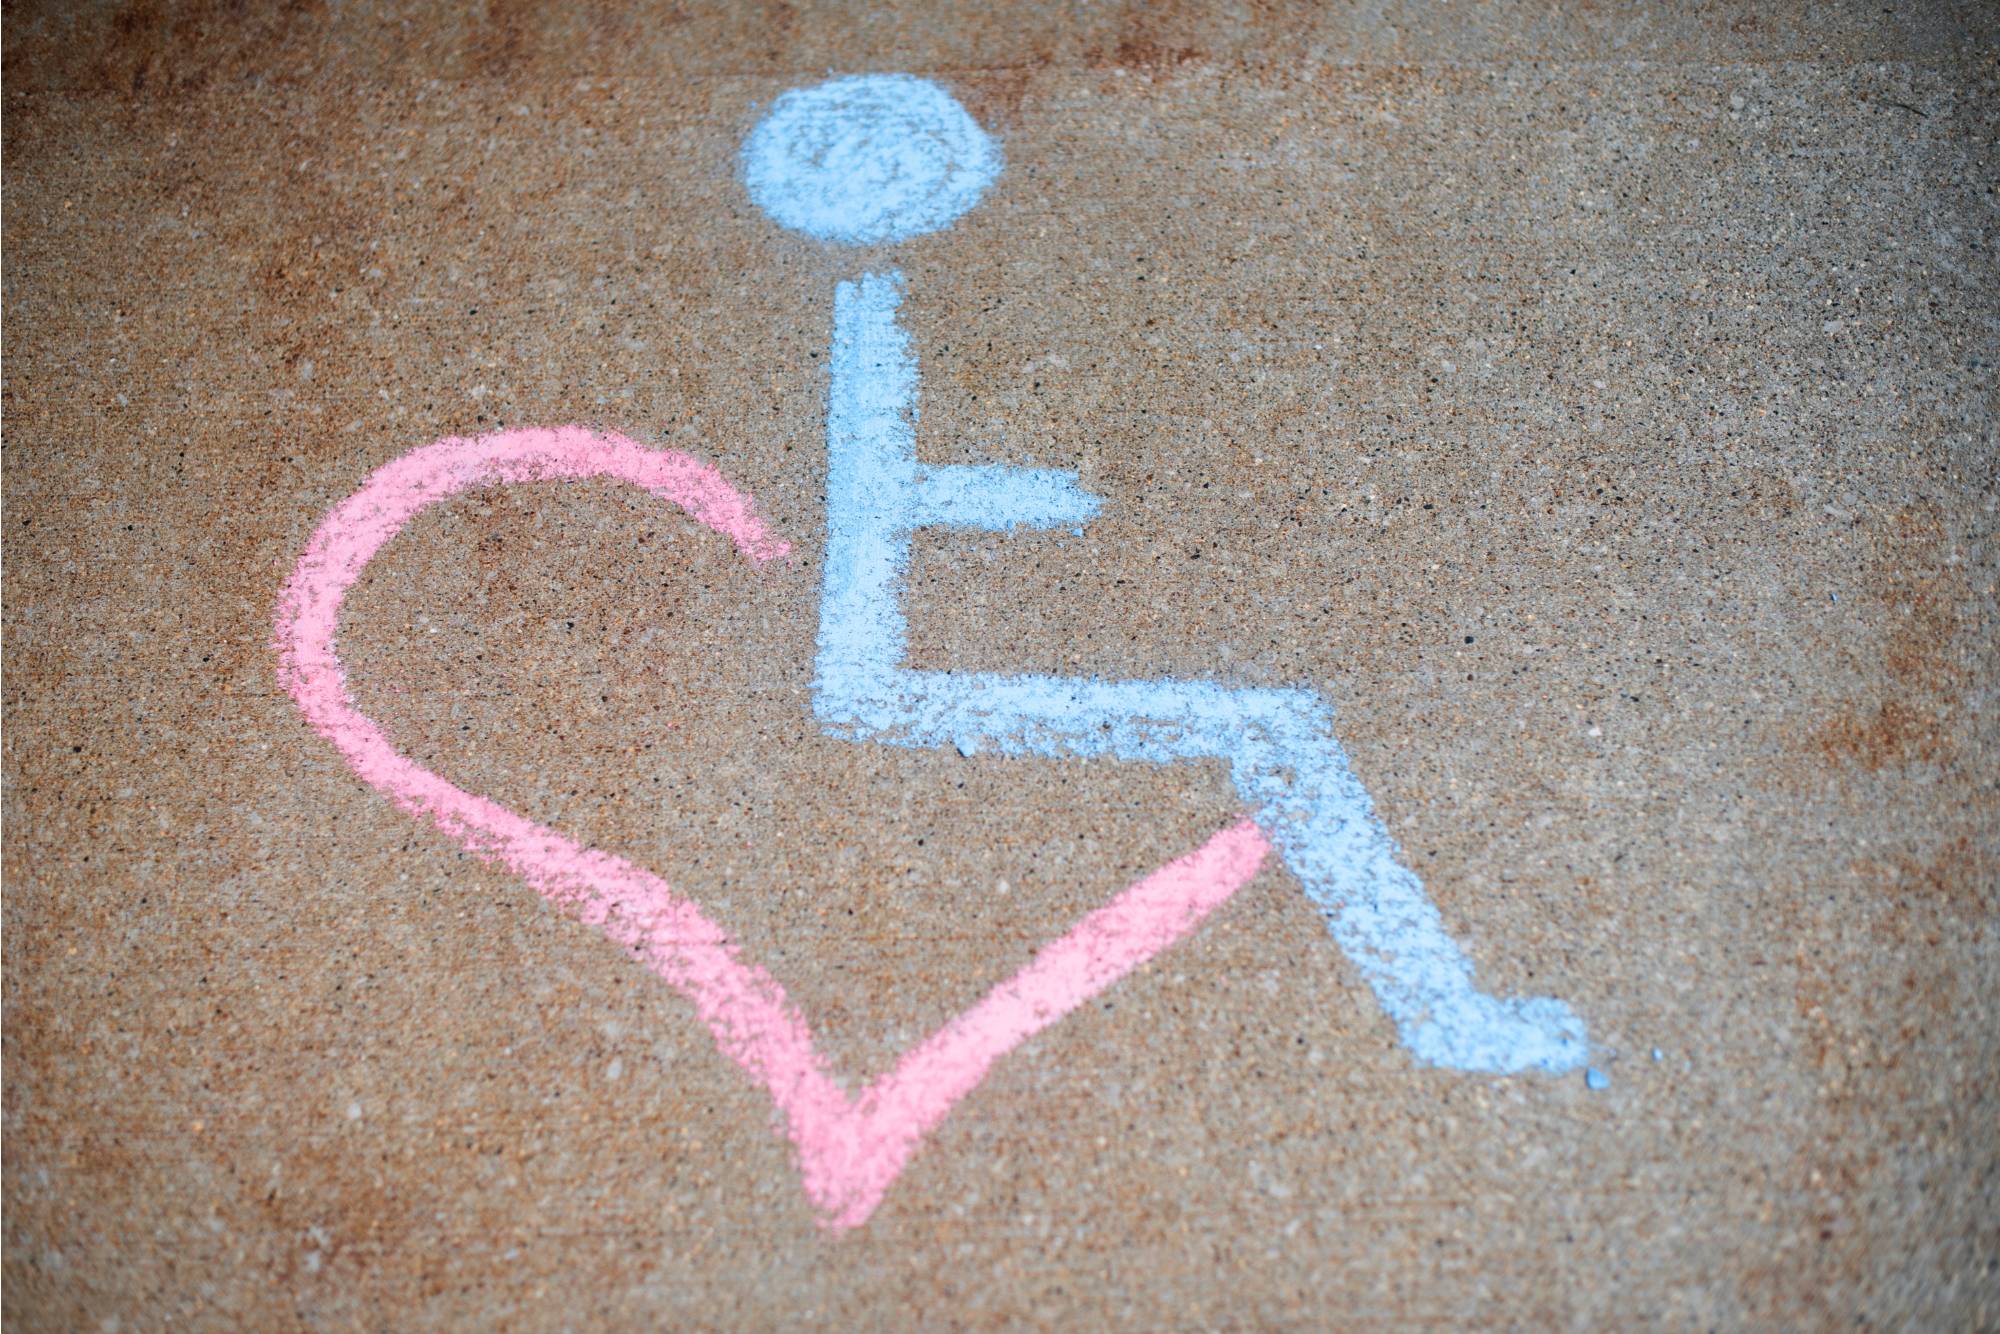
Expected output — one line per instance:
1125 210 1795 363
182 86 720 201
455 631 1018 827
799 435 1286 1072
742 73 1000 247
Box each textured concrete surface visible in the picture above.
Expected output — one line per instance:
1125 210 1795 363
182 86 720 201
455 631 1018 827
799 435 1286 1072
5 2 1997 1327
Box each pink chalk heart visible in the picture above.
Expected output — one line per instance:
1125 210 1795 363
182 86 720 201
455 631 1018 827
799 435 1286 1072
275 426 1272 1230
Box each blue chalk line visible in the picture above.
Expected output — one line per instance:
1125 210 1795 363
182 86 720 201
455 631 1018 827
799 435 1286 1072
743 74 1589 1074
811 273 1586 1074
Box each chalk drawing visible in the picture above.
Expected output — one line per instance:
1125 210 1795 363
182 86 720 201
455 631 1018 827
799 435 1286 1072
275 72 1595 1232
275 426 1271 1230
750 76 1589 1075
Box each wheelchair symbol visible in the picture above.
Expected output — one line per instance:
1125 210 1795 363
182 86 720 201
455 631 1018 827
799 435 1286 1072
274 72 1596 1230
749 74 1587 1074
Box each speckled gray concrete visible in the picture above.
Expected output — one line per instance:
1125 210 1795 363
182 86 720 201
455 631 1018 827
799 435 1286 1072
5 2 1996 1327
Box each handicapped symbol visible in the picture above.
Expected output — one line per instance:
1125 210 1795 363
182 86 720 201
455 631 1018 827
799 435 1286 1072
276 71 1594 1231
749 74 1587 1074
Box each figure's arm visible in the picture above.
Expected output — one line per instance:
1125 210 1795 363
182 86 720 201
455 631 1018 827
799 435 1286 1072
910 464 1100 532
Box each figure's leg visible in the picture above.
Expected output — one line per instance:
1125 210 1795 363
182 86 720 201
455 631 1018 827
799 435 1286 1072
826 664 1588 1074
1224 699 1587 1074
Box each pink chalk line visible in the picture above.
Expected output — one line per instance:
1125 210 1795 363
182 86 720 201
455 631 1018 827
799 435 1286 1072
274 426 1273 1230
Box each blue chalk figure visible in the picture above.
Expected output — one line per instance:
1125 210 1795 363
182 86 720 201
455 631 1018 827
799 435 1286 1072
743 75 1587 1074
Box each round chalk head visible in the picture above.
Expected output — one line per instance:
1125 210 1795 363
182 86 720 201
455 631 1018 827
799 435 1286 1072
742 73 1001 246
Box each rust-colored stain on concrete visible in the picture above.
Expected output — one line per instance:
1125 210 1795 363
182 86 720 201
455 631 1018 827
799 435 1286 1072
1811 506 1973 773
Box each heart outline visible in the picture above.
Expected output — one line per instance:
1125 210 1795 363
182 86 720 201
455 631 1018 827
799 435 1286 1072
275 426 1272 1229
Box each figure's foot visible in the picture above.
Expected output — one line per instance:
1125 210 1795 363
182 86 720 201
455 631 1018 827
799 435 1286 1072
1404 993 1588 1074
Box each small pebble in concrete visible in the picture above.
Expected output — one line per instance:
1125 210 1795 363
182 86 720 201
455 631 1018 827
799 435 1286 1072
1586 1068 1610 1091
